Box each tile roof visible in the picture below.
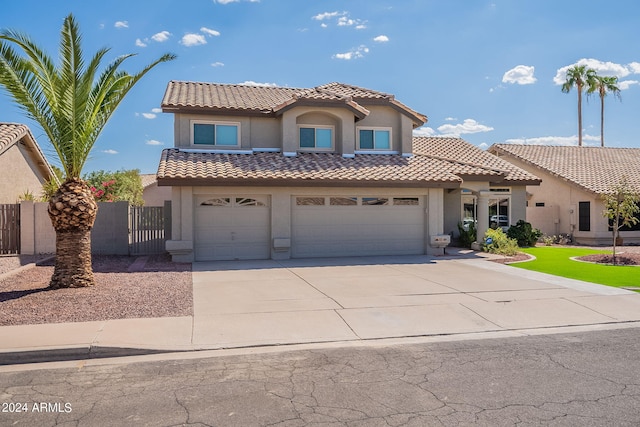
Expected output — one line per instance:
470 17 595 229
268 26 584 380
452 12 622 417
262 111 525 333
0 122 29 153
140 173 158 188
161 81 427 126
157 138 540 188
490 144 640 194
414 137 542 184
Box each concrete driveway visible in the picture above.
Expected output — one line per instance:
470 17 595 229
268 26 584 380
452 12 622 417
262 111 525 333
192 253 640 349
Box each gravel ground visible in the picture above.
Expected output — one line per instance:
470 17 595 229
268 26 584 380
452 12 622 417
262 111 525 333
0 254 192 326
0 254 53 276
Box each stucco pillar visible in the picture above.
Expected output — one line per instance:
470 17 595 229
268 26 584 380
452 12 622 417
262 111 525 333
426 189 444 255
475 191 490 246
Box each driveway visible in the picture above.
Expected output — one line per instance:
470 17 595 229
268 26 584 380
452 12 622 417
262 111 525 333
192 254 640 349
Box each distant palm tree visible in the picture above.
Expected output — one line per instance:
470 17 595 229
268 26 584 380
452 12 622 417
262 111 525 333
0 15 175 288
561 65 597 146
588 75 621 147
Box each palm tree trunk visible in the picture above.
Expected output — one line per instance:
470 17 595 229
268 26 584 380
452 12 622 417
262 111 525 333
577 86 583 146
47 178 98 289
600 94 605 147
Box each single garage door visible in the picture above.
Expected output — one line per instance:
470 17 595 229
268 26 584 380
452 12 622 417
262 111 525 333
292 196 425 258
194 195 270 261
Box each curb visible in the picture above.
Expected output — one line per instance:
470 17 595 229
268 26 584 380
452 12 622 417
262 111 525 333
0 346 175 366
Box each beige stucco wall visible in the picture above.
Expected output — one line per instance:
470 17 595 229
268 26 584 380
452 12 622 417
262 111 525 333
171 105 414 157
497 155 640 245
143 183 172 206
166 185 444 262
0 144 48 203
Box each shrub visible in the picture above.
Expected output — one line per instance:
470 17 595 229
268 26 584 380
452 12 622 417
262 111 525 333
457 221 477 249
483 227 519 256
507 220 542 247
542 235 555 246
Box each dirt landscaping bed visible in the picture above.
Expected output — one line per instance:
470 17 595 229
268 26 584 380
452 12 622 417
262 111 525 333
577 253 640 266
0 254 192 326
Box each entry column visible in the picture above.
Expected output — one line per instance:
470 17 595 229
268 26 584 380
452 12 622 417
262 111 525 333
475 191 490 246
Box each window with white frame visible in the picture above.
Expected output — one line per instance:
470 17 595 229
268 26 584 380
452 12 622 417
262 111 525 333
191 121 240 147
357 127 392 150
298 126 333 150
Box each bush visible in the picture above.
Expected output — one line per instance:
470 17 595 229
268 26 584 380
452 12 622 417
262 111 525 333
483 227 519 256
457 221 477 249
507 220 542 247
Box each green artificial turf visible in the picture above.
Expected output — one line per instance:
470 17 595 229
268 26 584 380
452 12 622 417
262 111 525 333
511 246 640 288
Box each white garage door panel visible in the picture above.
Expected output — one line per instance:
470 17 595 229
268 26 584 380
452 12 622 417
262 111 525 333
292 200 424 258
194 196 270 261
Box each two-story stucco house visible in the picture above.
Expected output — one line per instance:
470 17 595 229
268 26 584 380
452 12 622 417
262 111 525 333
157 81 540 262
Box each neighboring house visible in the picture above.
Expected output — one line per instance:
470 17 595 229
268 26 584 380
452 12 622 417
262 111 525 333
489 144 640 245
0 123 56 203
158 81 540 261
141 173 172 206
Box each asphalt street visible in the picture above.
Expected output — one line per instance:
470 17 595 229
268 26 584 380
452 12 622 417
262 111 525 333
1 326 640 426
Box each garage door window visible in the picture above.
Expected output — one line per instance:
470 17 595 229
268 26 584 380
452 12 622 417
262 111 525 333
393 197 419 206
296 197 325 206
362 197 389 206
330 197 358 206
199 196 268 207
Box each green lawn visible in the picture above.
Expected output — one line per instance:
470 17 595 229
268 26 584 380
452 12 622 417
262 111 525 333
511 246 640 288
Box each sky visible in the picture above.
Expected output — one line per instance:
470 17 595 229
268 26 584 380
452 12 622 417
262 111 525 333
2 0 640 175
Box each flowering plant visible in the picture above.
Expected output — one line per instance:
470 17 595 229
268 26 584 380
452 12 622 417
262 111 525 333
90 179 116 202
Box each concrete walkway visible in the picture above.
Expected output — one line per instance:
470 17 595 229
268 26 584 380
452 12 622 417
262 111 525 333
2 252 640 364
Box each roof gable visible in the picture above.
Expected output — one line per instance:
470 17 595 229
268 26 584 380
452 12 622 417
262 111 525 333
161 81 427 127
490 144 640 194
0 122 56 182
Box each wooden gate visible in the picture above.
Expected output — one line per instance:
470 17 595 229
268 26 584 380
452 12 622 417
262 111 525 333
0 204 20 254
129 203 170 255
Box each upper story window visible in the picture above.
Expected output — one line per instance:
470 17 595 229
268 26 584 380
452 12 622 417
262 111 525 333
299 125 333 151
357 127 391 150
191 120 240 147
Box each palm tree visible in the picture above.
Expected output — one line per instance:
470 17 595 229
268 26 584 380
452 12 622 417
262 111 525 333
588 75 621 147
561 65 597 146
0 15 175 288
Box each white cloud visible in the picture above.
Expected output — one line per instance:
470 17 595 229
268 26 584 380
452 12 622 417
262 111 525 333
373 35 389 43
211 61 225 67
312 11 344 21
146 139 164 146
619 80 639 90
201 27 221 37
503 134 600 146
238 81 278 87
102 149 118 154
355 24 367 30
412 126 435 137
444 117 457 121
216 0 239 3
437 119 494 137
151 108 162 113
181 33 207 46
142 113 156 119
151 31 171 42
553 58 636 85
337 16 358 26
320 23 328 28
478 143 489 150
333 45 369 60
502 65 537 85
135 39 147 47
114 21 129 29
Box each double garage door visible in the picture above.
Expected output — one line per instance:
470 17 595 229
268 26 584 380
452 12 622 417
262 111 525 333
194 194 425 261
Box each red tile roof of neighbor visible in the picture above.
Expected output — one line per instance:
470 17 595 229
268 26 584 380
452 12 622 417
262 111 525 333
156 137 541 188
161 81 427 126
490 144 640 194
